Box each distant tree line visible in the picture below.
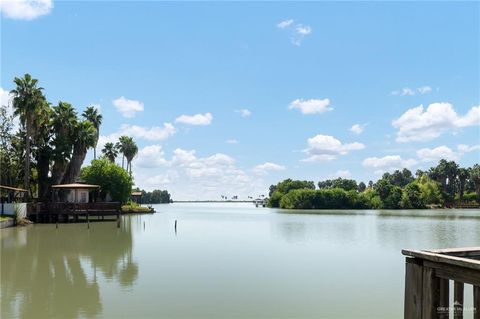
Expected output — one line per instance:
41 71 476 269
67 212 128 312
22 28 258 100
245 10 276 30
133 188 172 204
268 160 480 209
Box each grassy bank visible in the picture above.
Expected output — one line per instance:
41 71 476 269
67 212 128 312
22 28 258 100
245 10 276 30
121 202 154 214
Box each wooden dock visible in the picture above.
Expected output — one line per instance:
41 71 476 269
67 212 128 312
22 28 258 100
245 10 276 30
28 202 121 223
402 247 480 319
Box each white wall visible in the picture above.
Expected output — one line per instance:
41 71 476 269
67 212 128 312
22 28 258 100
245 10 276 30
1 203 27 218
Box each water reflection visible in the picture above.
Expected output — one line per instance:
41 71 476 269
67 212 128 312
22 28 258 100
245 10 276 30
1 219 138 319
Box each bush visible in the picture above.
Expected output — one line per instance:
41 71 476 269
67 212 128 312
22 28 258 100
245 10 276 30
460 192 477 203
279 188 373 209
81 159 133 204
400 182 425 209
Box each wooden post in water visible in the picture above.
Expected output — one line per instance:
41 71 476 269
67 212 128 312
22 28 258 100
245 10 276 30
174 220 177 235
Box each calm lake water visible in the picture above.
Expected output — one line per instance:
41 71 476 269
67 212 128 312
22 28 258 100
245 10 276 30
2 203 480 319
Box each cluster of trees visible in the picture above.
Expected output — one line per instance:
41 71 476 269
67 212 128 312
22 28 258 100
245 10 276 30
81 159 133 203
268 160 480 209
0 74 142 203
101 136 138 175
132 188 172 204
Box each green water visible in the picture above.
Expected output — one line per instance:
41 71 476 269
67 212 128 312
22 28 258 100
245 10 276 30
1 203 479 318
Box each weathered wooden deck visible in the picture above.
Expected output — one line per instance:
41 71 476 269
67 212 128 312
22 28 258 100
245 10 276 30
28 202 121 223
403 247 480 319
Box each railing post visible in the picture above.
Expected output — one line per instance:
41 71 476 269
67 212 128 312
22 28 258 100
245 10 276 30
422 267 442 319
405 258 423 319
474 286 479 319
439 278 449 319
453 281 463 319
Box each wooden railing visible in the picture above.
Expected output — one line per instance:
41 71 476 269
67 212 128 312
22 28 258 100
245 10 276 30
32 202 121 214
402 247 480 319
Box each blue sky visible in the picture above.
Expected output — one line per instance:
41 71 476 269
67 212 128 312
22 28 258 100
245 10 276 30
1 1 479 200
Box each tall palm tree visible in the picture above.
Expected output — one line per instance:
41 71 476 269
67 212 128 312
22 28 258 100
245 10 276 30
10 74 46 199
123 138 138 176
458 167 469 200
116 136 130 170
445 160 459 198
82 106 102 159
51 102 78 184
102 142 118 163
61 120 97 184
470 164 480 203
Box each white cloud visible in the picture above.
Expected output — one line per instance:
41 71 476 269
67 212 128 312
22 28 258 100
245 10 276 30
302 134 364 162
392 103 480 142
277 19 294 29
175 112 213 125
0 87 19 132
135 145 168 168
277 19 312 46
333 170 352 179
416 146 459 162
253 162 286 175
458 144 480 153
0 0 53 20
291 24 312 46
296 25 312 35
132 147 268 200
235 109 251 118
362 155 417 172
97 123 176 150
391 86 432 96
121 123 176 141
226 139 239 144
112 96 144 118
289 98 332 115
417 86 432 94
0 87 13 107
350 124 366 135
455 106 480 127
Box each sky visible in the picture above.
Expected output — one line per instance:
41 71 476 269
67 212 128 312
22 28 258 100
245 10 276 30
1 0 479 200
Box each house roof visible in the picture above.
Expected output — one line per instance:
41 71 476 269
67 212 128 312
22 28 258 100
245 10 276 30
0 185 28 192
52 183 100 189
131 192 142 196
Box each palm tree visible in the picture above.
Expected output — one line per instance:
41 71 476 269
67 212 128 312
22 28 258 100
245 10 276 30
445 160 459 198
82 106 102 159
10 74 46 199
61 120 97 184
102 142 118 163
116 136 130 170
458 167 469 200
51 102 78 184
470 164 480 203
123 138 138 176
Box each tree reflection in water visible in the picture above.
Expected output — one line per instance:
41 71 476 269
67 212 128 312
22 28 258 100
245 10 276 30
1 218 138 319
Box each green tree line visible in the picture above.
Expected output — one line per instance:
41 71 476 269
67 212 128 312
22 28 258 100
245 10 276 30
0 74 145 203
269 160 480 209
132 188 172 204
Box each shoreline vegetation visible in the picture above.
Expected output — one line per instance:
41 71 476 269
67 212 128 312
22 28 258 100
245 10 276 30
0 74 172 212
268 160 480 210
